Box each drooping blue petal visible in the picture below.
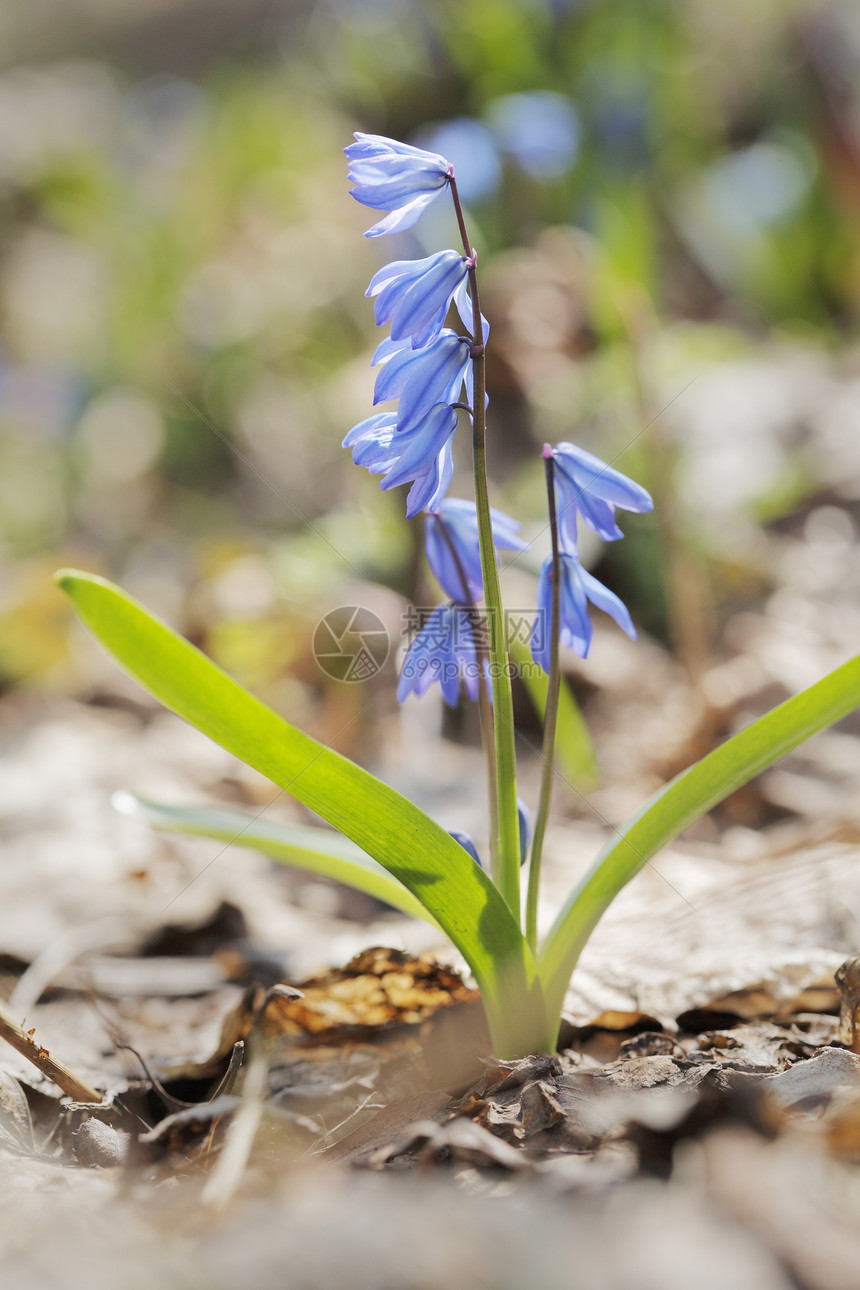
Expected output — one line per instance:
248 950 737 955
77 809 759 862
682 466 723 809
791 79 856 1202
360 192 448 239
372 331 470 434
392 260 468 349
404 438 455 518
380 404 457 491
531 553 591 668
532 552 638 672
453 277 490 344
424 514 475 604
396 340 470 434
449 830 483 868
348 133 450 163
367 251 469 349
424 498 526 603
579 567 637 640
517 798 532 867
555 474 624 543
348 175 438 207
356 404 456 518
342 412 398 471
558 556 594 657
346 133 451 238
344 405 456 517
551 442 653 543
397 604 485 707
371 335 427 404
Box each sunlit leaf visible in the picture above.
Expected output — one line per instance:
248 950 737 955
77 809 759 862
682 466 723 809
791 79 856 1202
539 652 860 1028
114 793 435 924
58 570 548 1056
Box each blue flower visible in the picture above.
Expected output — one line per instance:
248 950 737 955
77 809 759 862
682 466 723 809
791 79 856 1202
448 810 528 869
449 829 483 867
531 552 636 671
489 92 580 181
367 251 469 349
517 798 532 867
345 133 452 238
372 331 471 435
397 604 487 706
418 119 501 203
342 412 398 471
344 404 457 518
452 278 489 346
424 498 526 603
551 442 653 546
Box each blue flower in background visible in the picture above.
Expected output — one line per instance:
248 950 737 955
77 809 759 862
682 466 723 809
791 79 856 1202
531 551 636 671
416 118 501 204
449 829 483 867
517 797 532 867
489 92 580 180
397 604 486 706
424 498 526 603
367 251 469 348
379 404 457 516
345 132 452 238
448 804 529 870
344 405 457 518
372 331 471 434
551 442 653 546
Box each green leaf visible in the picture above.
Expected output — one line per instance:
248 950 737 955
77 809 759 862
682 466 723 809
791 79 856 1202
113 793 437 924
510 637 598 791
538 652 860 1029
57 570 549 1056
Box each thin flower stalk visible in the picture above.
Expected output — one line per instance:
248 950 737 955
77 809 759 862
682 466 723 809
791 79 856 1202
448 172 521 917
525 449 562 950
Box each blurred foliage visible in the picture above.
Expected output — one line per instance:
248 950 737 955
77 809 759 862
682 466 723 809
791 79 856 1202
1 0 859 712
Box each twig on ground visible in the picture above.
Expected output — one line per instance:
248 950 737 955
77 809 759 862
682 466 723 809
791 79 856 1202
0 997 103 1104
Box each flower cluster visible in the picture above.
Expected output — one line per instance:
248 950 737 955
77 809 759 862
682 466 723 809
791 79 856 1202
344 133 513 708
531 443 653 670
343 136 483 526
343 133 652 701
345 133 452 238
397 498 526 707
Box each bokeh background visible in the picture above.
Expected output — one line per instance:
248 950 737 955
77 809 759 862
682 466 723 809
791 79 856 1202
2 0 859 793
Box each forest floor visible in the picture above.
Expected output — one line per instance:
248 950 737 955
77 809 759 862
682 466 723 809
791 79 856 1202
2 347 860 1289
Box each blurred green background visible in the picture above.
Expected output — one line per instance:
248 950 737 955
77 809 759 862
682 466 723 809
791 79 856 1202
1 0 859 751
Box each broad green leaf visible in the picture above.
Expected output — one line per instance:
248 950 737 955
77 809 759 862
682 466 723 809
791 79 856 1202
509 638 598 791
113 793 435 924
58 570 549 1056
539 652 860 1028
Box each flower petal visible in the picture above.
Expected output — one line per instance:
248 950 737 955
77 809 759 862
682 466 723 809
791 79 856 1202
346 134 451 237
361 190 446 238
580 567 637 639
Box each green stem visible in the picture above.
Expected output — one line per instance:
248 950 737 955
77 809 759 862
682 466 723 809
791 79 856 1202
449 174 521 918
525 449 561 949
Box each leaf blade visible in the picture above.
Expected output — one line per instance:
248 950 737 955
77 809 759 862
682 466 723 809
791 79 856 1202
58 570 547 1054
538 652 860 1021
113 794 437 923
